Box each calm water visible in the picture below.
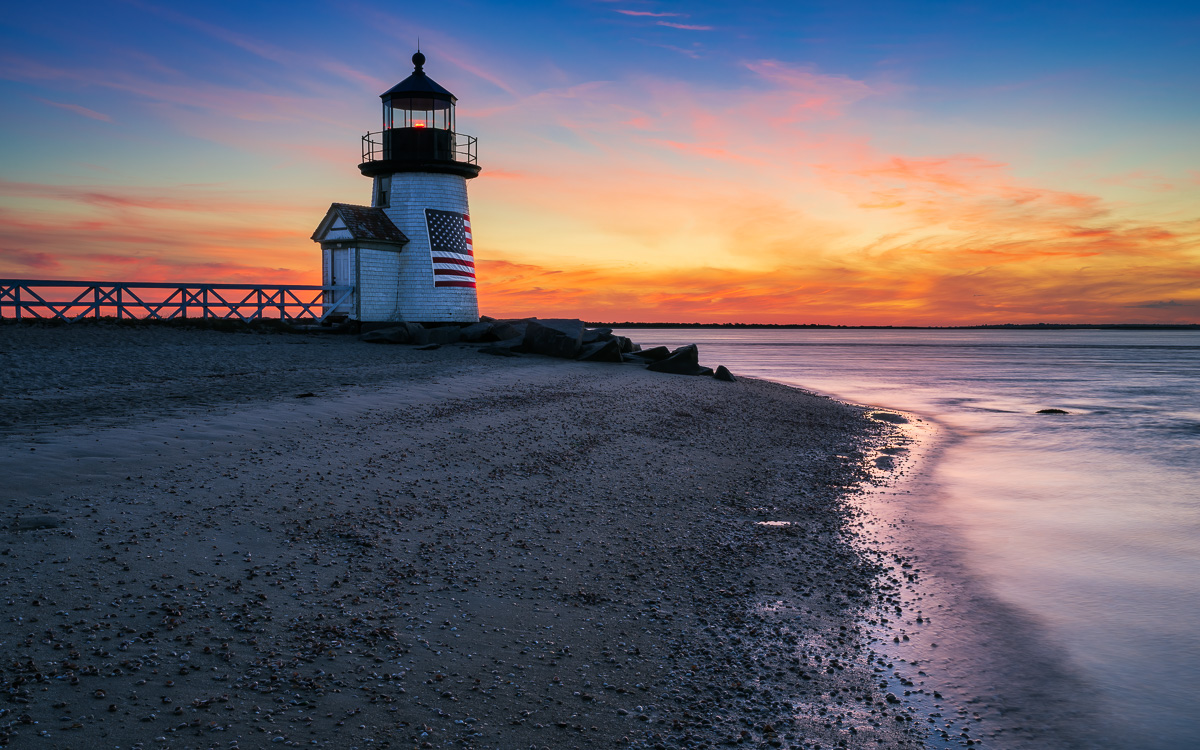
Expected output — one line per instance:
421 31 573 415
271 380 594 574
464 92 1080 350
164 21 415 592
619 329 1200 749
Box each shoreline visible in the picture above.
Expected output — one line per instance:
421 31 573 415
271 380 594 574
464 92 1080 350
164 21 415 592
799 395 1112 750
1 326 924 749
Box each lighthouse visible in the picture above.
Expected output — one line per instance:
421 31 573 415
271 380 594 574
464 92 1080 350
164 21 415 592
312 52 480 325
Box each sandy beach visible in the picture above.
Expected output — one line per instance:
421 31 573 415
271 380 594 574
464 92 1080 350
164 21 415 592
0 323 923 749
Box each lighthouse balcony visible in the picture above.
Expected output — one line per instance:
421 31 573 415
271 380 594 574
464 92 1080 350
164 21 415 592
360 128 480 179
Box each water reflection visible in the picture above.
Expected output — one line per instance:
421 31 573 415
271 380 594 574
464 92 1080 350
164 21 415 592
619 329 1200 749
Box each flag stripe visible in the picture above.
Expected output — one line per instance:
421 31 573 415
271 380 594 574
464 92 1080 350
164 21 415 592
432 256 475 268
434 264 476 275
432 250 473 261
426 208 476 289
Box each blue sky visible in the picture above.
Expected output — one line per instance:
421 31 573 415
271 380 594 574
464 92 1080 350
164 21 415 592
1 0 1197 322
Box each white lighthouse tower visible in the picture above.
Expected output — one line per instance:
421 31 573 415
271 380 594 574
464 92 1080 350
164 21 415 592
312 51 480 325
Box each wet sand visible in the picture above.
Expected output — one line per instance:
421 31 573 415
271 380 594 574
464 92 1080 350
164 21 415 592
0 323 923 749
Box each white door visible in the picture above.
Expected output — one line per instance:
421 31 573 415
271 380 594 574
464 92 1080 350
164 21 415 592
327 248 351 314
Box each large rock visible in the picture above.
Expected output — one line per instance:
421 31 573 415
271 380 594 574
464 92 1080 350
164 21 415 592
359 322 424 344
535 319 585 343
522 319 583 359
577 338 623 362
489 335 524 350
359 329 397 344
628 345 672 362
582 327 613 344
414 326 462 346
490 321 528 341
459 321 494 342
646 344 713 376
714 365 736 382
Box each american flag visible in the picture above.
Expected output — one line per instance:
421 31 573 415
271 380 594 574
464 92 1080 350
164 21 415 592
425 208 475 288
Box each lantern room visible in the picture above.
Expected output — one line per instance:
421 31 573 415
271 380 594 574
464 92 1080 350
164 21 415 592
382 52 455 131
360 52 480 180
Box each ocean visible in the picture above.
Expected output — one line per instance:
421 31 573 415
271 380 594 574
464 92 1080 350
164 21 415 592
618 328 1200 750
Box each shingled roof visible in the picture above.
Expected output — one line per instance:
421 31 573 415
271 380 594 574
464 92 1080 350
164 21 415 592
311 203 409 244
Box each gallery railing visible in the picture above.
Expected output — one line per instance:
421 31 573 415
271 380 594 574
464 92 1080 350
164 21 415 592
0 280 354 323
361 129 478 165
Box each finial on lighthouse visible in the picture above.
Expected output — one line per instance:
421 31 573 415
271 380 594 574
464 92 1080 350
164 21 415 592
412 51 426 72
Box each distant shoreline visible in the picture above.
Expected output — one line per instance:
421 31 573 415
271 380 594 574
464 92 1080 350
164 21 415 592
595 322 1200 330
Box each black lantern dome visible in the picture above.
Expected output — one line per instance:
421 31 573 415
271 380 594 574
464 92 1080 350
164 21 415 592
359 52 480 179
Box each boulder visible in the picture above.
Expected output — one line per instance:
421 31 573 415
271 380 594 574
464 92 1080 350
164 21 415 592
535 318 585 343
490 322 528 341
582 327 613 344
630 345 672 362
646 344 713 376
414 326 462 346
359 329 395 344
488 335 524 351
617 336 636 353
522 320 583 359
459 321 494 342
714 365 736 382
577 338 624 362
359 322 424 344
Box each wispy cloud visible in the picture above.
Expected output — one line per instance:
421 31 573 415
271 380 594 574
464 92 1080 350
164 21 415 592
653 44 703 59
33 98 113 122
465 58 1200 324
616 10 684 17
657 22 713 31
0 248 62 272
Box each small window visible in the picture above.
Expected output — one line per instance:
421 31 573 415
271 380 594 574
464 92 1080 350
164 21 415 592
379 190 388 207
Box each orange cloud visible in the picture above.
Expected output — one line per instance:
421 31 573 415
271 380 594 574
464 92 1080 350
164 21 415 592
6 36 1197 325
0 179 317 285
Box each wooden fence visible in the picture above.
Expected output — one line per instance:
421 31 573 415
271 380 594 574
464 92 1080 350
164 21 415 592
0 280 353 324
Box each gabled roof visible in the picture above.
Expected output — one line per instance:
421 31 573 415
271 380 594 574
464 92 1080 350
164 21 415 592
311 203 409 245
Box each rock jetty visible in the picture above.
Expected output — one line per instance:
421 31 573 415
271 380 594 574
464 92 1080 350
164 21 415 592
360 317 734 380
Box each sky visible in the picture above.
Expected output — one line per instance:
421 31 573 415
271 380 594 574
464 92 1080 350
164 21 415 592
1 0 1197 324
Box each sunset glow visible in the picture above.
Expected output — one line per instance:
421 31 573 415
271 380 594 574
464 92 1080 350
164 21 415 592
1 1 1197 324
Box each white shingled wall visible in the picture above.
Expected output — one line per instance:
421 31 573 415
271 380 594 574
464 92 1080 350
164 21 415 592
355 245 405 321
380 173 478 323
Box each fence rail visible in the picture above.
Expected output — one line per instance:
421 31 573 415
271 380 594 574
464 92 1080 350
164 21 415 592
0 280 353 323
